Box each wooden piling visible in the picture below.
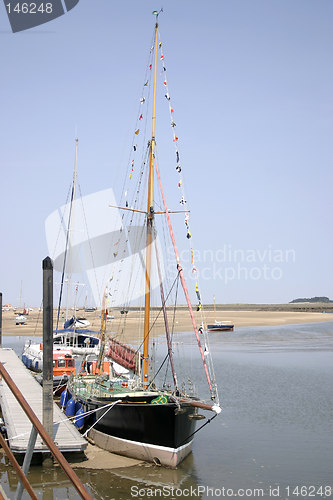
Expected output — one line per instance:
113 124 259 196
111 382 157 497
42 257 53 451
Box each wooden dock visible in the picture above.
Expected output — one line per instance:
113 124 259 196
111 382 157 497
0 348 87 454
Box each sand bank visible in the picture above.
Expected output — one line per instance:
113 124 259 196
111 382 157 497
2 306 332 343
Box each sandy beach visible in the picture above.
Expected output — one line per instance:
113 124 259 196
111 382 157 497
2 304 332 344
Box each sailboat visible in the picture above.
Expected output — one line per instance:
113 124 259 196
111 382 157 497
65 13 221 468
207 296 234 332
49 139 100 355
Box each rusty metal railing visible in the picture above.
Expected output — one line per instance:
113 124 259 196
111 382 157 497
0 361 93 500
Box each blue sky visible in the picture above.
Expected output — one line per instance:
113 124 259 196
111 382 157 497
1 0 332 306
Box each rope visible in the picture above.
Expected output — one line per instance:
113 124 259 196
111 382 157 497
82 399 121 437
179 413 218 447
4 401 122 443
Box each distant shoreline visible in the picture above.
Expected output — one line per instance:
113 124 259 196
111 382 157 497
1 303 332 340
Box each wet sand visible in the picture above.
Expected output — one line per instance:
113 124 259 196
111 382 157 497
2 306 332 344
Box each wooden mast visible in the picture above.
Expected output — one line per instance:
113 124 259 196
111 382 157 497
142 19 159 387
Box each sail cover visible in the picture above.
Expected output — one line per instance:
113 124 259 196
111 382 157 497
107 338 141 373
45 188 164 308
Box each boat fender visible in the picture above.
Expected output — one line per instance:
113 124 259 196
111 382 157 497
74 407 85 430
60 389 71 408
65 397 76 417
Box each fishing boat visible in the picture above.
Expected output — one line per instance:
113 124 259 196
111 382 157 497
22 342 75 394
65 12 221 468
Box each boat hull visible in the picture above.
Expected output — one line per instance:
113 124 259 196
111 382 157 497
89 428 193 468
73 393 197 467
207 324 234 332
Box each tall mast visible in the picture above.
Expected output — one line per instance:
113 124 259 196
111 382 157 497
56 138 78 330
142 19 159 387
65 138 78 320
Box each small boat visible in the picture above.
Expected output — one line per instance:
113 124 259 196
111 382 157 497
53 328 100 355
15 314 27 325
63 316 91 329
207 320 234 332
22 342 75 394
207 296 234 332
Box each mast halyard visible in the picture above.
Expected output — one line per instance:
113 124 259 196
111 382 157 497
142 19 159 388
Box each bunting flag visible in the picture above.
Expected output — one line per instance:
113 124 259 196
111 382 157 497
158 31 207 318
196 283 202 311
135 129 140 135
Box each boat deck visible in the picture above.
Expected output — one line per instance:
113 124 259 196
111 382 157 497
0 348 87 454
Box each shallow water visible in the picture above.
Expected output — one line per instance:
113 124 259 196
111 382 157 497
1 322 333 499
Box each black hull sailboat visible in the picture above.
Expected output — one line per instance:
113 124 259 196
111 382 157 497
64 12 221 468
69 388 197 466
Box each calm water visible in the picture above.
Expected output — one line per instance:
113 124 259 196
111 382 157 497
1 322 333 499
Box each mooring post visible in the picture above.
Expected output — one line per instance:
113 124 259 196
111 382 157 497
42 257 54 464
0 292 2 348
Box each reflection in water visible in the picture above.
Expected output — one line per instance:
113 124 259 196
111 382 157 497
0 451 201 499
1 322 333 499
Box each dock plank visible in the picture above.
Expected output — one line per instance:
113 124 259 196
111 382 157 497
0 348 87 453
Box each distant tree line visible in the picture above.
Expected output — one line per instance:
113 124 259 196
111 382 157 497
290 296 332 303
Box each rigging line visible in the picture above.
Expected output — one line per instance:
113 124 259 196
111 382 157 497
111 147 150 315
162 271 180 388
120 149 151 310
158 31 210 342
131 270 180 359
178 413 218 448
154 157 215 396
83 399 121 437
51 183 71 266
163 267 179 384
77 183 101 309
119 30 155 207
158 33 218 396
154 234 178 388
